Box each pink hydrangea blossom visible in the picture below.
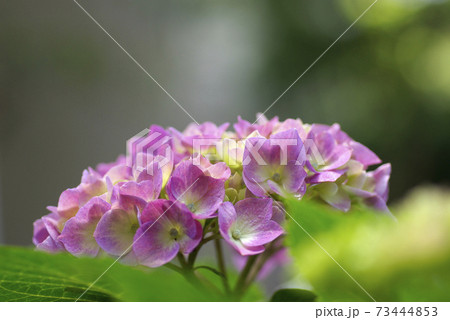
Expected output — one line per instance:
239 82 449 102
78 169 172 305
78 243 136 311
33 115 392 280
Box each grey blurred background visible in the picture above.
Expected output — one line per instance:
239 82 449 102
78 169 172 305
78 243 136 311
1 0 449 245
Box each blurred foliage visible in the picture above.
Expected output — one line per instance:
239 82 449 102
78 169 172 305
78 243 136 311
285 186 450 301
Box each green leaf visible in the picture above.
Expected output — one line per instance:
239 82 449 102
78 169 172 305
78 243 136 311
0 246 221 302
284 188 450 302
270 289 317 302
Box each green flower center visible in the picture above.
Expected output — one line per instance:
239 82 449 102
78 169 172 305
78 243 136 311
169 228 179 240
187 203 195 212
231 229 241 240
272 173 281 182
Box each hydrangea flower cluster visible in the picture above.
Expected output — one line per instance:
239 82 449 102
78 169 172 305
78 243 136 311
33 115 391 278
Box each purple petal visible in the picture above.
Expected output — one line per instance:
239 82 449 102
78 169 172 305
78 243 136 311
59 217 100 257
33 213 65 252
309 123 351 144
314 131 336 160
234 116 254 138
330 123 351 144
271 202 286 225
219 198 283 255
308 128 351 170
306 170 343 184
80 168 107 199
343 185 374 199
273 118 307 140
193 155 231 180
169 207 202 254
186 177 224 219
318 183 351 212
173 161 205 182
133 221 180 268
113 191 147 217
127 125 173 171
56 188 80 218
167 176 208 205
59 198 110 257
235 197 273 220
280 160 307 194
94 208 139 262
363 195 392 215
344 163 391 212
242 174 268 197
105 165 133 183
257 115 279 137
243 130 306 197
239 220 283 247
167 170 224 219
33 218 48 246
370 163 391 202
230 242 265 256
234 115 278 138
205 162 231 180
120 180 160 202
322 145 352 170
349 141 381 168
133 202 201 267
270 129 304 164
139 199 173 225
218 202 237 235
135 159 164 184
75 197 111 221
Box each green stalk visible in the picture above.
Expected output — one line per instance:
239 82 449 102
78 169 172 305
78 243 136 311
172 253 223 298
241 244 279 293
233 254 258 299
214 238 230 294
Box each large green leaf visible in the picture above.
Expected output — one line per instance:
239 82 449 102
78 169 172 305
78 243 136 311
285 187 450 302
0 246 223 301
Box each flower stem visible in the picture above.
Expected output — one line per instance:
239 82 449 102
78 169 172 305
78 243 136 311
165 262 184 274
214 238 230 294
177 252 188 268
193 265 225 278
186 219 219 268
241 243 280 293
172 254 223 298
233 254 258 299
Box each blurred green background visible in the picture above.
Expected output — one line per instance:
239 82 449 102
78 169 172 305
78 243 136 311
286 186 450 301
0 0 449 245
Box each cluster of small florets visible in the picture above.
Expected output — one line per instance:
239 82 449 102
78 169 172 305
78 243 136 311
33 115 391 268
